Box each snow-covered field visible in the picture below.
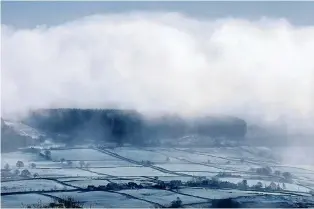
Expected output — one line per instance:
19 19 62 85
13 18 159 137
50 149 122 161
120 188 206 206
62 179 111 188
2 146 314 207
46 191 155 208
108 147 180 163
89 167 179 177
1 179 75 193
1 193 54 208
27 168 100 177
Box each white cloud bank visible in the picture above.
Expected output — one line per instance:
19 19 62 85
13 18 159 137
2 12 314 123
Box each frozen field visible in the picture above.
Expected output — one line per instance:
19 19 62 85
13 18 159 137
1 179 75 193
50 149 126 162
120 188 206 206
26 168 100 177
63 179 111 188
45 191 154 208
1 193 54 208
109 147 178 163
63 160 138 167
89 167 179 177
2 146 314 207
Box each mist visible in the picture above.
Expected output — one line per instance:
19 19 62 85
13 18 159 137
2 12 314 130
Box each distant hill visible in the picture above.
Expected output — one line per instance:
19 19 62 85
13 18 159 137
22 108 247 146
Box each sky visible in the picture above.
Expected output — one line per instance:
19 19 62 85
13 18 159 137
1 2 314 133
2 1 314 28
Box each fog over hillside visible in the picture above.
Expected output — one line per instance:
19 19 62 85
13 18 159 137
1 12 314 147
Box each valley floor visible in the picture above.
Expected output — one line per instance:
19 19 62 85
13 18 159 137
1 145 314 208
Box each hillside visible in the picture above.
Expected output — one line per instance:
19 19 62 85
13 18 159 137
1 118 43 152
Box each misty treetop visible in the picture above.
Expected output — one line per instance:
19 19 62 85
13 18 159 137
21 108 247 146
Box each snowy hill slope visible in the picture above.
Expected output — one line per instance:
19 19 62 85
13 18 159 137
1 118 44 152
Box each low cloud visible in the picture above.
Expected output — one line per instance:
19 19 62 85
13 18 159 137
2 12 314 125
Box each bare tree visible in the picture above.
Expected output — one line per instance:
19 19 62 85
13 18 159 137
30 163 36 169
33 173 39 178
16 161 24 168
4 163 10 170
79 161 85 168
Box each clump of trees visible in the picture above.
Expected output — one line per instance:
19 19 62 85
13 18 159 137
21 169 31 177
93 181 145 191
170 197 182 208
154 181 167 189
105 182 121 191
186 177 223 189
251 181 263 190
169 180 182 190
237 180 248 190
